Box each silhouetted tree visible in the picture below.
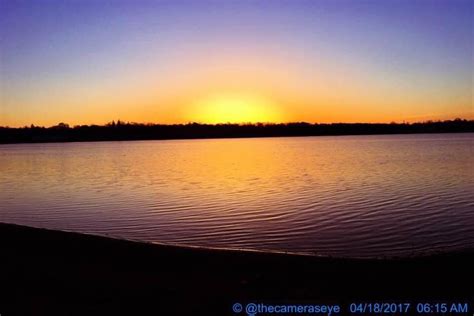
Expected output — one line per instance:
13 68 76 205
52 122 70 129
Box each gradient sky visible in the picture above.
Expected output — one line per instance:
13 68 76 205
0 0 472 126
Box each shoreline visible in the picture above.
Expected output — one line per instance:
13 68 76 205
1 222 473 315
0 130 473 146
9 223 468 261
1 120 473 145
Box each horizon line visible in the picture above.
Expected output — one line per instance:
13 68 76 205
2 118 473 129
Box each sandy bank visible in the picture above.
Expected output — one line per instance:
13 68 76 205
1 222 472 315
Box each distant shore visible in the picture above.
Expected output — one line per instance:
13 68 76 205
1 119 473 144
1 222 473 315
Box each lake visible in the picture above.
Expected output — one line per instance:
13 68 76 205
1 133 473 258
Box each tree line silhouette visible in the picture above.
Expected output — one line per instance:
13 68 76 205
0 119 473 144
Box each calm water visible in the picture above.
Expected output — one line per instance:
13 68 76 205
1 133 473 258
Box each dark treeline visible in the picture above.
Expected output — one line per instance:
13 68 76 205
0 119 473 144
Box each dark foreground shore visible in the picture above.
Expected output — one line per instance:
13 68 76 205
1 223 473 316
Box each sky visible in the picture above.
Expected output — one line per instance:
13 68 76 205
0 0 472 127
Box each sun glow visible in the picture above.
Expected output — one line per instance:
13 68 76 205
189 93 282 124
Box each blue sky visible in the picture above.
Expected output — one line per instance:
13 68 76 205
1 0 472 126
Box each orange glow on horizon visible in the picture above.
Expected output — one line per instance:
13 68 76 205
186 93 283 124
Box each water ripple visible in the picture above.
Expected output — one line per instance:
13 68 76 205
1 133 473 258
